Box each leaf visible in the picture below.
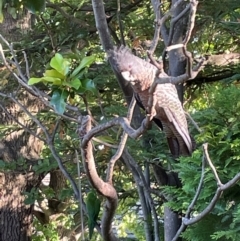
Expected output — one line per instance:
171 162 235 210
50 53 69 76
0 0 3 23
70 55 95 79
24 0 46 14
78 79 97 94
50 90 67 114
41 76 62 85
28 77 44 85
95 135 116 144
68 78 81 90
44 69 65 79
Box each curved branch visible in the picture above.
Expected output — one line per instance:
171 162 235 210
79 115 119 241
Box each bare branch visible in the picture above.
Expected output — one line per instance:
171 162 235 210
181 144 240 227
91 0 113 51
117 0 126 46
22 51 30 79
79 115 119 241
185 111 202 133
149 0 161 54
172 153 206 241
203 143 222 186
122 150 160 241
106 96 136 184
183 0 198 45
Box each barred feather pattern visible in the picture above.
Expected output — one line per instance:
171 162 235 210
108 46 192 156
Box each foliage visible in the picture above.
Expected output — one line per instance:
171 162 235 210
168 83 240 240
28 53 96 114
1 0 240 240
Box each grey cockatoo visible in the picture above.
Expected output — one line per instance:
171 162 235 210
108 46 193 157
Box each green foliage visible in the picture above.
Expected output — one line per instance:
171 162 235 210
2 0 240 240
24 0 46 14
24 187 43 205
166 83 240 240
32 221 60 241
85 191 101 240
32 158 58 174
28 53 96 114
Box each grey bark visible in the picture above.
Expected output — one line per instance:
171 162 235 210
164 1 189 240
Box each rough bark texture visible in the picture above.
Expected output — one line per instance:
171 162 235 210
0 9 32 41
0 172 40 241
164 1 189 240
0 8 45 239
0 89 44 239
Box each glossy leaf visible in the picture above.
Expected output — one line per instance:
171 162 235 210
50 53 70 76
28 77 43 85
68 78 82 90
44 69 65 79
70 55 95 79
50 90 67 114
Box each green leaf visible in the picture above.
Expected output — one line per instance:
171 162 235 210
28 77 43 85
78 79 96 94
68 78 82 90
50 90 67 114
95 135 116 144
44 69 65 79
70 55 95 79
24 0 46 14
50 53 69 76
0 0 3 23
41 76 62 85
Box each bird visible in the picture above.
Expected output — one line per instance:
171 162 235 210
85 191 101 240
108 46 192 157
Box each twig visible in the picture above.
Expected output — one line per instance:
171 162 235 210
22 51 30 79
181 144 240 226
106 95 136 183
122 150 160 241
172 152 206 241
185 111 202 133
182 1 198 45
76 150 85 241
117 0 126 46
203 143 222 186
149 0 161 54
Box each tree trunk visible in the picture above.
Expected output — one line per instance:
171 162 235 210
164 1 189 240
0 172 40 241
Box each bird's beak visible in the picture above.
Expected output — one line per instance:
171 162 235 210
121 71 136 83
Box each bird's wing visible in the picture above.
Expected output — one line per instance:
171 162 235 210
135 92 163 130
155 84 192 155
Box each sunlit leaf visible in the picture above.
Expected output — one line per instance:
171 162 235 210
50 53 70 76
0 0 3 23
28 77 43 85
42 76 62 85
68 78 81 90
44 69 65 79
70 55 95 79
